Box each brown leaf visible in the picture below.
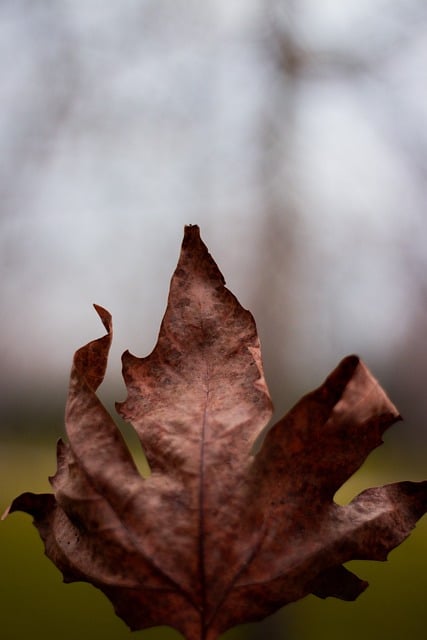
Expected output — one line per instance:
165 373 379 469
4 225 427 640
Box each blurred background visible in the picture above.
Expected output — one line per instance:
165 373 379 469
1 1 427 638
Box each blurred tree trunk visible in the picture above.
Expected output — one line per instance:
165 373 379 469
251 0 302 422
247 4 301 638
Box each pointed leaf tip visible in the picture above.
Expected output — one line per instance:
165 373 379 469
184 223 200 234
93 303 112 334
71 304 112 392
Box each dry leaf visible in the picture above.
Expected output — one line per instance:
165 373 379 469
4 225 427 640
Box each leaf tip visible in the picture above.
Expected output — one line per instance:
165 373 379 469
310 565 369 602
1 504 11 521
183 223 200 236
182 224 204 253
93 303 112 333
2 492 55 519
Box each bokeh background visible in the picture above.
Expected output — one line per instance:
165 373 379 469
1 1 427 639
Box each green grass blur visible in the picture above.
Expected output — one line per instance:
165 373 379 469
1 439 426 640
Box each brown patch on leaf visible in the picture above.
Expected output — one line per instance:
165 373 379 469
5 225 427 640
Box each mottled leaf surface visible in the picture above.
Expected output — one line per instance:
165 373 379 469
5 226 427 640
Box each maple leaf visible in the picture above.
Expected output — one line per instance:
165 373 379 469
4 225 427 640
